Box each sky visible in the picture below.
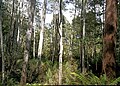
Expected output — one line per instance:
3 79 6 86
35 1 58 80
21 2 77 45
40 0 104 24
40 0 74 24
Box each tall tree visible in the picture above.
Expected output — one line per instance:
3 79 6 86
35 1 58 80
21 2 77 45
33 17 36 57
0 0 4 85
38 0 47 61
58 0 63 85
17 0 23 44
20 0 36 85
81 0 87 73
102 0 117 79
37 0 47 82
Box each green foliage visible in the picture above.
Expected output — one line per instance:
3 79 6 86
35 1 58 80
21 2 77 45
26 83 41 86
71 72 120 85
22 59 79 85
109 77 120 85
6 78 19 86
27 59 38 83
1 0 120 85
45 61 58 85
62 59 78 85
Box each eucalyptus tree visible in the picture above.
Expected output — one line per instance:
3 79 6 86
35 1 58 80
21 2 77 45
38 0 47 61
81 0 87 73
37 0 47 83
17 0 24 44
33 17 36 57
20 0 36 85
102 0 117 79
58 0 63 85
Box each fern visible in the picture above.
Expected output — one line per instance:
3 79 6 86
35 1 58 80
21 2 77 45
88 73 101 85
71 73 90 85
99 74 107 85
71 72 120 85
109 77 120 85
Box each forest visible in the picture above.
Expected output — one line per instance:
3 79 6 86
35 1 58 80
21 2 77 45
0 0 120 85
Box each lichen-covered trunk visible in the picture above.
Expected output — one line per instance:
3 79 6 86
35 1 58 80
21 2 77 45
102 0 117 79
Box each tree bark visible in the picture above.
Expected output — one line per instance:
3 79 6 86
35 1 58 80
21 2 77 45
17 0 24 45
81 0 87 74
37 0 47 82
0 0 5 85
38 0 47 60
59 0 63 85
102 0 117 79
33 16 36 57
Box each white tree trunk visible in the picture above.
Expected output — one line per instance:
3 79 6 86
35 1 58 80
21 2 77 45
38 29 44 59
17 0 22 44
59 0 63 85
17 27 20 43
33 17 36 57
38 0 47 59
82 16 85 73
59 23 63 85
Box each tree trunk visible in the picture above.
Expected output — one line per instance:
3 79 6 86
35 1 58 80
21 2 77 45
37 0 47 82
102 0 117 79
80 0 83 73
38 0 47 60
17 0 22 44
17 0 23 45
9 0 15 54
81 0 87 74
33 17 36 57
0 0 4 86
20 0 36 85
93 0 97 71
58 0 63 85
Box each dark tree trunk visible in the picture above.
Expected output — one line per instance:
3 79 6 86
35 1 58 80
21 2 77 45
0 0 5 86
102 0 117 79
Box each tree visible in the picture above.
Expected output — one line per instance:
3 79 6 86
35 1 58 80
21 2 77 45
102 0 117 79
33 17 36 57
81 0 87 73
20 0 36 85
37 0 47 83
58 0 63 85
38 0 47 61
0 0 4 85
